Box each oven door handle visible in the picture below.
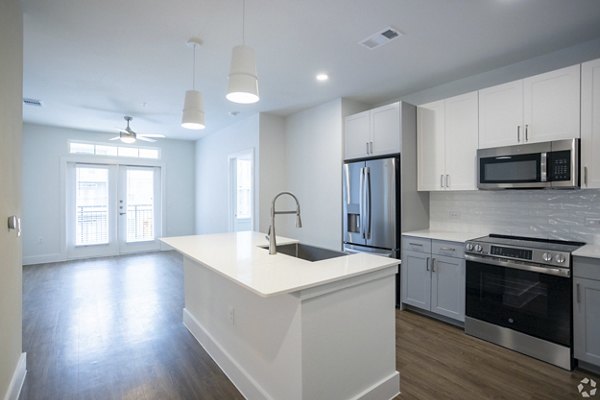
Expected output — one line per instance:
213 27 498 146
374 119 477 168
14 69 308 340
465 254 571 278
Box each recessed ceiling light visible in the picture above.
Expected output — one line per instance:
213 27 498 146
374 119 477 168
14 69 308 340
316 73 329 82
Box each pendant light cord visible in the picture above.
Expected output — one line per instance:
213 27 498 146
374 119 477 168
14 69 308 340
242 0 246 45
192 44 197 90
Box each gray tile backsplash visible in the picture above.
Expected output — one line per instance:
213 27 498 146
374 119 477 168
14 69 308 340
430 189 600 244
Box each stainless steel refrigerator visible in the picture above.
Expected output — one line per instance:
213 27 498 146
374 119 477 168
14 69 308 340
343 156 399 257
343 155 400 305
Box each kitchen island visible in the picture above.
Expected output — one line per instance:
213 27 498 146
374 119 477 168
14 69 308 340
161 231 400 400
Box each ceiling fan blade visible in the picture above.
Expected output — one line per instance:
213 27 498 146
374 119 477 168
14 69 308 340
109 136 121 141
137 136 156 142
139 133 165 138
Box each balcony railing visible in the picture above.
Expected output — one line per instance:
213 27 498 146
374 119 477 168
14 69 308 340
76 205 108 245
126 204 154 242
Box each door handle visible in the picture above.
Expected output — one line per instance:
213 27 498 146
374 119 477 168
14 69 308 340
426 257 430 271
365 167 372 240
359 167 365 238
7 215 21 237
120 212 127 216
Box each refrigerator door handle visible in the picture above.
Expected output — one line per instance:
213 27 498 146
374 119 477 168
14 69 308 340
359 167 365 238
365 167 372 240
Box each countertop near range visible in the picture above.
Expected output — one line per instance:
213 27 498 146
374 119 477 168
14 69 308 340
402 229 486 243
573 244 600 259
161 231 399 298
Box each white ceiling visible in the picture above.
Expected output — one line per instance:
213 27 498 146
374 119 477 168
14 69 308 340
22 0 600 140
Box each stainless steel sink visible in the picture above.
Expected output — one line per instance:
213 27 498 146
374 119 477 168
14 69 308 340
258 243 347 262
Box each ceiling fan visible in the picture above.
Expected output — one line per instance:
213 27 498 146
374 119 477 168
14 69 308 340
110 116 165 143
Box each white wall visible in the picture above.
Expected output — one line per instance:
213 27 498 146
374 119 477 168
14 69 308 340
276 99 345 250
0 0 24 398
195 115 260 234
258 114 286 233
22 123 196 265
401 37 600 106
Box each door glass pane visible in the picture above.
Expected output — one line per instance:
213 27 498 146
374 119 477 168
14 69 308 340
76 167 109 245
236 159 252 219
126 169 154 242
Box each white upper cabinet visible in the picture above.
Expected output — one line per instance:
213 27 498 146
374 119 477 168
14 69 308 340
479 64 581 149
417 91 478 191
344 102 400 160
581 58 600 189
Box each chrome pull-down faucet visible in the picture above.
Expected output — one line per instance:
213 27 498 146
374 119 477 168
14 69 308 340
267 192 302 255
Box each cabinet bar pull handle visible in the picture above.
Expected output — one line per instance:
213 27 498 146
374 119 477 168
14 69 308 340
426 257 430 271
366 142 369 154
370 141 373 154
409 242 423 247
517 126 520 142
584 166 588 186
577 283 581 304
432 258 436 273
439 247 455 251
446 174 450 188
440 174 444 188
525 124 529 142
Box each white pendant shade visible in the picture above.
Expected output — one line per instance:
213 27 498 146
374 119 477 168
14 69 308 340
181 90 205 130
226 45 259 104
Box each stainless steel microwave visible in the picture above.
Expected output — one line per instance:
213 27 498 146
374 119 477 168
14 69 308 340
477 138 580 189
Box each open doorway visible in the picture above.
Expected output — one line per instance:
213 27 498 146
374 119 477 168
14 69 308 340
228 149 254 232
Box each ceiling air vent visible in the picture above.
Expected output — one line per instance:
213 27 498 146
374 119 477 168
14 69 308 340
23 97 43 107
359 27 403 50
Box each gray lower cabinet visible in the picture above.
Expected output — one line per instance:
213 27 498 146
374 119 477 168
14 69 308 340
574 256 600 367
401 236 465 322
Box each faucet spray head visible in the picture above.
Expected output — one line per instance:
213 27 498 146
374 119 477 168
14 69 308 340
296 214 302 228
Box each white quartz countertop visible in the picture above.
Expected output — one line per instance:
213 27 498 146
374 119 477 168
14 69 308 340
573 244 600 259
402 229 485 243
161 231 399 297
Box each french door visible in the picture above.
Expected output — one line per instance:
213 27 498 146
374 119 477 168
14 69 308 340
66 163 162 258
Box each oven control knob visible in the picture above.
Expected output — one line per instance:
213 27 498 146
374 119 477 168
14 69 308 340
555 254 566 264
542 252 552 262
475 244 483 253
466 243 474 251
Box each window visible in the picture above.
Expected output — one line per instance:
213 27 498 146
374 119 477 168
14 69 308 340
69 141 160 159
236 159 252 219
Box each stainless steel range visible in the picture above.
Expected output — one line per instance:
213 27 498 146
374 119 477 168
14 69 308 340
464 234 584 370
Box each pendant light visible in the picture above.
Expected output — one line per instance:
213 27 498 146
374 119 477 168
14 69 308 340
226 0 260 104
182 37 206 130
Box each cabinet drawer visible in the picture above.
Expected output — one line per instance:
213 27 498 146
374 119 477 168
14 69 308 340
402 236 431 254
432 240 465 258
574 256 600 280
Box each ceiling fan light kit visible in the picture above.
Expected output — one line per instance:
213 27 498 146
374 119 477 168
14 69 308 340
226 0 260 104
181 37 206 130
110 116 164 143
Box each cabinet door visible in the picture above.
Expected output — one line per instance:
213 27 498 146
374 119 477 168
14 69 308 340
478 80 523 148
523 64 581 144
574 277 600 366
401 250 431 311
444 92 478 191
370 102 400 156
417 100 445 191
430 255 465 322
344 111 370 160
581 58 600 189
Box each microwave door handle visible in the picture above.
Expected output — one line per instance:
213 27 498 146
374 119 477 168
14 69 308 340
540 152 547 182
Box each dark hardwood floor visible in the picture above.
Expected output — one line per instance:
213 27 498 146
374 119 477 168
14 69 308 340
21 252 598 399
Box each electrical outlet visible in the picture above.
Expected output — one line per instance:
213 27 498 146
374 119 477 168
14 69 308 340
585 218 600 226
228 306 235 326
37 237 43 244
448 210 460 219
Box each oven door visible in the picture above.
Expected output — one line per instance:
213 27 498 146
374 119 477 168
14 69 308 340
466 257 571 346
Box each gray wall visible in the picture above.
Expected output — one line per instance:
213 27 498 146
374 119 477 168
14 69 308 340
0 0 24 397
22 123 196 264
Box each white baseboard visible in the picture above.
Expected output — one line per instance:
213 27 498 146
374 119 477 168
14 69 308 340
22 253 65 266
183 308 272 400
3 353 26 400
